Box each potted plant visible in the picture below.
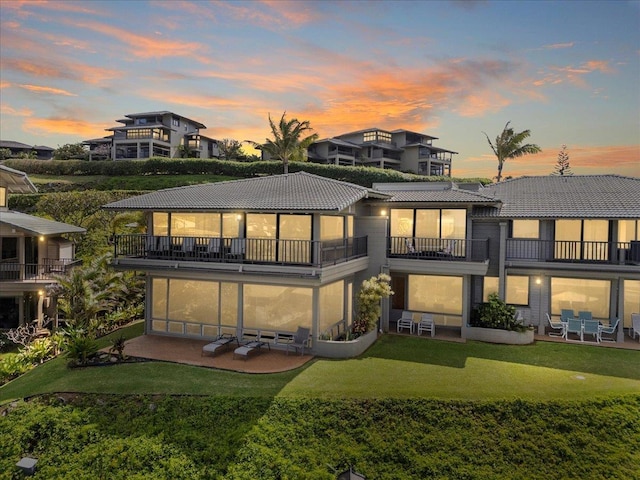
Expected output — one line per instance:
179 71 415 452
467 293 534 344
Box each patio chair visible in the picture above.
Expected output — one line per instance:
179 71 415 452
285 326 310 356
181 237 196 257
230 238 246 257
417 313 435 337
582 319 600 343
566 318 583 341
437 239 457 257
405 238 417 254
545 313 565 338
397 311 414 334
578 311 593 321
598 318 619 343
207 237 221 258
630 313 640 341
202 333 238 356
560 309 574 322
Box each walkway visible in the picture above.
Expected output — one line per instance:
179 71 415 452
122 335 314 374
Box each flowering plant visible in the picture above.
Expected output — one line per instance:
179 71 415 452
352 273 394 336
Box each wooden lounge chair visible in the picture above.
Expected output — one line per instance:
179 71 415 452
285 326 310 356
202 334 237 356
397 311 414 334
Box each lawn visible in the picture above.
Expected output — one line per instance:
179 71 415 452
2 329 639 479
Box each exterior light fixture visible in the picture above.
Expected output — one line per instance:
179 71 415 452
535 277 542 285
39 235 45 242
236 214 242 221
380 209 387 216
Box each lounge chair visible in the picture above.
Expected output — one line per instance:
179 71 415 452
417 313 435 337
397 311 414 334
582 319 600 343
202 333 237 356
598 318 619 343
630 313 640 341
546 313 565 338
566 318 583 341
285 326 310 356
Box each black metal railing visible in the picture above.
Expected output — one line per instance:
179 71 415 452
0 258 81 282
113 234 368 267
387 236 489 262
506 239 640 264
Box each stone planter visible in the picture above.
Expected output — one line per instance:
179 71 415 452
465 326 534 345
315 329 378 358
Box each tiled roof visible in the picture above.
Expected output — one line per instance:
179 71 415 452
103 172 389 212
475 175 640 218
373 182 497 204
0 164 37 193
0 211 86 235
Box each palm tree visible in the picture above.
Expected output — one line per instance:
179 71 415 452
247 112 318 174
483 122 541 182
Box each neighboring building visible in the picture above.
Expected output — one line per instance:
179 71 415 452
104 173 639 354
0 165 85 329
307 128 457 176
83 111 220 160
0 140 54 160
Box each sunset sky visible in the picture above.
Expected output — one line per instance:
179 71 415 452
1 0 638 179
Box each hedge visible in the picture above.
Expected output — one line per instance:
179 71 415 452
2 158 491 187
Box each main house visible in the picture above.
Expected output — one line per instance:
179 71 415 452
83 111 220 160
0 165 85 329
307 128 457 176
104 173 640 354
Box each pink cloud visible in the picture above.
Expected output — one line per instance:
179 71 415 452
0 104 33 117
1 58 123 85
539 42 575 50
19 84 77 96
23 116 109 138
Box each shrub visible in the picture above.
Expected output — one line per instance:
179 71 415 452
20 337 54 364
353 273 394 336
64 329 99 366
109 334 127 361
470 293 526 332
0 354 30 383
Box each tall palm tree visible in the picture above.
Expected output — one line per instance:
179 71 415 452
248 112 318 174
483 122 541 182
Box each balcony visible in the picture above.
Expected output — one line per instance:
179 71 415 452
506 239 640 265
0 258 81 282
387 236 490 262
113 234 368 268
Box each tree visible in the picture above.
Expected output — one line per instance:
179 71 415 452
53 143 87 160
218 138 245 160
551 145 573 176
353 273 394 336
483 122 541 182
0 148 12 160
247 112 318 174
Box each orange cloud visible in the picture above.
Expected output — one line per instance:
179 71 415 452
455 91 511 117
62 19 207 61
19 84 77 96
0 81 11 89
0 104 33 117
1 58 123 85
210 0 322 30
23 116 109 139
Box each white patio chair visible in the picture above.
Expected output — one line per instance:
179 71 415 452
397 311 414 334
598 318 619 343
417 313 435 337
630 313 640 341
545 313 565 338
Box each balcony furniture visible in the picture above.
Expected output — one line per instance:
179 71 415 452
437 239 457 258
630 241 640 264
230 238 246 258
582 319 600 343
417 313 435 337
598 318 619 343
566 318 583 341
631 313 640 342
546 313 566 338
397 311 415 334
578 311 592 321
202 334 237 357
181 237 196 257
405 238 417 254
284 326 311 356
560 309 574 322
233 339 270 360
207 237 221 258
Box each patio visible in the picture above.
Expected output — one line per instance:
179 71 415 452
121 335 314 373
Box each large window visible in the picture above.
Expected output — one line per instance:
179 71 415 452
506 275 529 305
363 130 391 143
321 216 344 241
279 214 311 263
623 280 640 329
483 277 499 302
243 284 312 332
319 280 344 335
408 274 462 326
619 220 640 242
152 213 169 236
171 213 219 237
512 220 539 239
0 186 6 207
390 208 466 253
551 277 610 320
555 219 608 260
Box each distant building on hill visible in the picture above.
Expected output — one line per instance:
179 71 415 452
0 140 54 160
83 111 220 160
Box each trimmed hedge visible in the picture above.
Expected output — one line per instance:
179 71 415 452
3 158 491 187
8 191 145 213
